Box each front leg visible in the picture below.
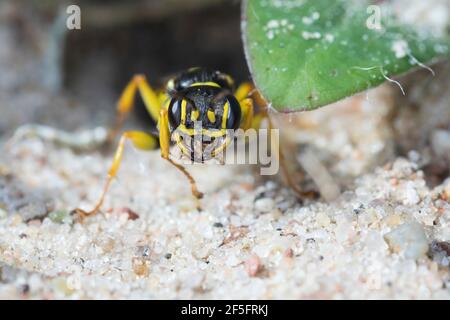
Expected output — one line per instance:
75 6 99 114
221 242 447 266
266 114 319 200
159 108 204 200
110 74 163 141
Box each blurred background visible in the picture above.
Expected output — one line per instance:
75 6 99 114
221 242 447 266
0 0 247 134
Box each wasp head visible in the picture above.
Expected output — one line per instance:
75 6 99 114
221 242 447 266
167 85 241 162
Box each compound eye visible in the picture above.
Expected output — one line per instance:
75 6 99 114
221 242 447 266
225 95 241 130
168 99 182 128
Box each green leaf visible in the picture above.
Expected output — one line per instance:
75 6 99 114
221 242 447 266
243 0 450 111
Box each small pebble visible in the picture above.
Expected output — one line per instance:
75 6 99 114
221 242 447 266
284 248 294 258
245 254 263 277
385 214 402 227
118 207 140 220
18 201 50 221
20 284 30 295
440 179 450 201
428 241 450 268
254 198 275 213
400 182 420 205
132 258 149 277
431 129 450 159
143 248 151 257
384 222 428 259
221 225 249 246
48 210 72 224
226 254 240 267
316 211 331 227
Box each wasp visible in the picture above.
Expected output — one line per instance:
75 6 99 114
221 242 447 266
73 67 316 219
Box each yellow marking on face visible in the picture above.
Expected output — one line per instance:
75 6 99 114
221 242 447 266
207 110 216 123
181 99 187 124
176 125 228 138
172 132 192 156
189 82 221 88
191 109 199 121
172 129 231 160
221 101 229 129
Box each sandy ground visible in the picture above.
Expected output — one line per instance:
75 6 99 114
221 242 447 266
0 82 449 299
0 0 449 300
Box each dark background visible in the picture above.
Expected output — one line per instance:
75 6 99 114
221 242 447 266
0 0 248 132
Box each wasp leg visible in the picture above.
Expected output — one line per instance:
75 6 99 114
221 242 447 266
159 108 204 200
110 74 163 141
251 113 266 130
240 98 255 130
266 114 319 200
73 131 157 220
235 82 254 102
236 83 269 130
235 82 268 107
